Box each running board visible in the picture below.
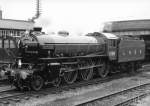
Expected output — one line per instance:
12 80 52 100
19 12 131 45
61 64 103 72
79 64 103 70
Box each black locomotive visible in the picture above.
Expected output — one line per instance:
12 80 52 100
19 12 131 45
5 28 145 91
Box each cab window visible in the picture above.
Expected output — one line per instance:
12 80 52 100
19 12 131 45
109 39 116 47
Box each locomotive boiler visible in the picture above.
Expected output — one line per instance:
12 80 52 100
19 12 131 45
19 31 106 63
7 31 145 91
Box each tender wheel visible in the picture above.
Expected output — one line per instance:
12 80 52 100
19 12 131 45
53 77 61 87
97 62 109 78
80 60 94 81
135 62 142 72
64 70 78 84
31 75 44 91
128 62 135 74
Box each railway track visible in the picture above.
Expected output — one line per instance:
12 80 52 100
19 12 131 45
37 72 133 95
0 69 146 106
0 66 146 105
75 83 150 106
0 88 46 104
0 79 10 86
0 72 133 105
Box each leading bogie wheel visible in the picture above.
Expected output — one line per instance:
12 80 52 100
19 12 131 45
31 75 44 91
97 61 109 78
14 80 22 91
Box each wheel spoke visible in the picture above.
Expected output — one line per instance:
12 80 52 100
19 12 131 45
64 70 78 84
80 60 94 81
80 68 93 81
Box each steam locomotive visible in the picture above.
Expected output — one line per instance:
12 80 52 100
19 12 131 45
6 28 145 91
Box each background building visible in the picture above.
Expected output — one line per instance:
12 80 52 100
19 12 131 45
0 10 34 37
0 19 34 38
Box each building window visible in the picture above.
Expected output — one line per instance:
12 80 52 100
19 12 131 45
0 30 2 37
10 40 15 48
8 30 11 36
9 30 13 36
0 39 2 48
4 40 9 48
2 30 7 39
14 31 18 36
6 30 8 36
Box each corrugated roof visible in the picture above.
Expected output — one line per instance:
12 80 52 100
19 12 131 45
0 19 34 30
103 19 150 32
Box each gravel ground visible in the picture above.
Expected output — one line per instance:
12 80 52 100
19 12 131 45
135 96 150 106
134 71 150 106
12 71 150 106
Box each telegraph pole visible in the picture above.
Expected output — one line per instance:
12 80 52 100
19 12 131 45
30 0 41 22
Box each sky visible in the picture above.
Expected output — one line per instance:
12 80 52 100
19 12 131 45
0 0 150 34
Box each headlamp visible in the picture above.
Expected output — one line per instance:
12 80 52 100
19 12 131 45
18 59 22 68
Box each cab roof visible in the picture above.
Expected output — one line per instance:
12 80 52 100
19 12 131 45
101 32 118 39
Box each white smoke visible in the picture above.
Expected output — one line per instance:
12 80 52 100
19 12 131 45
34 16 50 32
